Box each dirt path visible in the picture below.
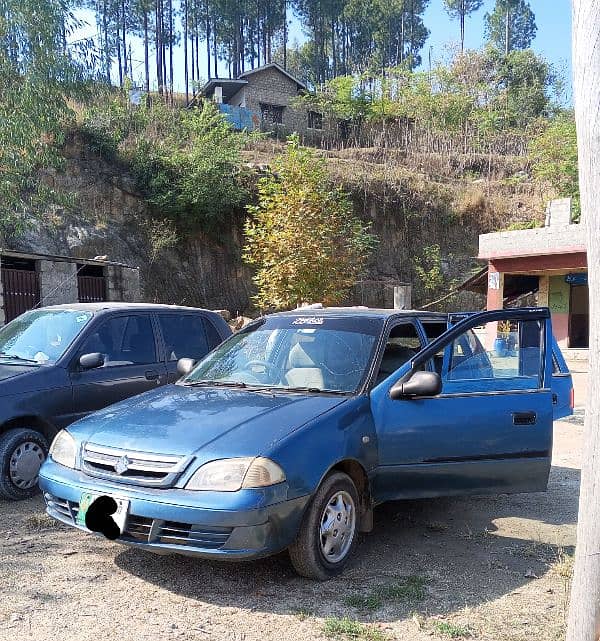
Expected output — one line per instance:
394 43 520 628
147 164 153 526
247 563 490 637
0 419 582 641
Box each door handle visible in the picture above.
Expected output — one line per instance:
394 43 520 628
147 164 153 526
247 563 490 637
145 370 160 382
513 411 537 426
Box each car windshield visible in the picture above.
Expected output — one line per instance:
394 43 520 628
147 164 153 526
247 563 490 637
184 314 383 393
0 309 94 365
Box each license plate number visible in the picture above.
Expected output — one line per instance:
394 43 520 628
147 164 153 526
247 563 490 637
76 492 129 534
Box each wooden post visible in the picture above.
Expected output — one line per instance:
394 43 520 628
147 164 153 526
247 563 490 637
566 2 600 640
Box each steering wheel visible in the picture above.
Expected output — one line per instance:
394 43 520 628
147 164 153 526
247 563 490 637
242 360 279 382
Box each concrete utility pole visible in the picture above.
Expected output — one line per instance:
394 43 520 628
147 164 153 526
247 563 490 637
566 2 600 640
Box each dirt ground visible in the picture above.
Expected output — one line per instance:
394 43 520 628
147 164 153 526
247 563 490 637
0 413 583 641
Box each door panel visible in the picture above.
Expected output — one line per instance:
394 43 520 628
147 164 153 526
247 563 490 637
370 308 554 503
70 314 167 421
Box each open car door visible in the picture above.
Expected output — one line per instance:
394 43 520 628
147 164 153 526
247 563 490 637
370 308 554 503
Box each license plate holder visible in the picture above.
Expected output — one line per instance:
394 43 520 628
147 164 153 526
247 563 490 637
76 492 129 534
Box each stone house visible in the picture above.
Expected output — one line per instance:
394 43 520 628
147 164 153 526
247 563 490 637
200 63 324 138
0 250 140 325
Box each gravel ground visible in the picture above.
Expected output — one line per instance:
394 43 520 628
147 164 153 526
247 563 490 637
0 419 582 641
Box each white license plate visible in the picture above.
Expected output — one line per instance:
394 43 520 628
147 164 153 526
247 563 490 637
76 492 129 534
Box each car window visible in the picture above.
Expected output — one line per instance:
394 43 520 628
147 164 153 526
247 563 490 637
0 309 93 365
375 322 423 385
185 315 382 393
158 314 209 361
445 319 542 388
202 317 223 350
420 321 448 374
79 315 156 366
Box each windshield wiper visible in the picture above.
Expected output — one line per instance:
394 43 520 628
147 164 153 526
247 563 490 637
183 379 248 388
0 352 39 364
277 386 350 395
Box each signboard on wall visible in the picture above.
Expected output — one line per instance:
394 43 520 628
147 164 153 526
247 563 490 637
565 273 588 286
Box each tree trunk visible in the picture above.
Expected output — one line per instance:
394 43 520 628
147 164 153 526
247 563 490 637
566 1 600 639
121 0 128 79
460 1 465 52
143 10 150 92
103 0 111 82
168 0 174 100
184 0 189 102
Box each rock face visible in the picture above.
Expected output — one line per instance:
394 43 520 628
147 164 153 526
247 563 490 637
3 137 540 314
6 137 255 314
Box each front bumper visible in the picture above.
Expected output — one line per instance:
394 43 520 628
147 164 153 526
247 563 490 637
39 460 310 560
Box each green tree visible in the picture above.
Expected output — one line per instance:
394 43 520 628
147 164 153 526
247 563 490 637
529 113 580 219
0 0 92 237
82 96 248 232
243 136 377 310
443 0 484 52
485 0 536 54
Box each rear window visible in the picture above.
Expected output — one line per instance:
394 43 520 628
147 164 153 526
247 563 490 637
158 314 209 361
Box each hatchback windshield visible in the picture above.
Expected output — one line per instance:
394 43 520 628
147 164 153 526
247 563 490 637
0 309 94 365
184 315 383 393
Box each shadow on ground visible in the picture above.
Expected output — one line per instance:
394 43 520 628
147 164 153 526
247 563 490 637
113 465 579 623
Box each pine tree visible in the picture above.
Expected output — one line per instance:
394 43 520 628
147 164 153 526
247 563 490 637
485 0 537 54
443 0 484 52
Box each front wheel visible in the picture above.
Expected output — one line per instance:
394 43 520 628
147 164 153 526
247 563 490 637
0 428 49 500
289 472 359 580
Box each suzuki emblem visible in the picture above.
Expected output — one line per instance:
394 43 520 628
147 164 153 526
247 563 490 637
115 455 131 475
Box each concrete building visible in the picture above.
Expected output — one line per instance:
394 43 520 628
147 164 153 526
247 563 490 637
477 198 588 361
200 63 320 137
0 250 140 325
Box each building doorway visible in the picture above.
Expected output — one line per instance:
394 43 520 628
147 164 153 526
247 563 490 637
569 283 589 348
0 257 40 323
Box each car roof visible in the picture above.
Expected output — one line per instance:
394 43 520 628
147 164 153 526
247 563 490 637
270 307 447 321
40 302 217 314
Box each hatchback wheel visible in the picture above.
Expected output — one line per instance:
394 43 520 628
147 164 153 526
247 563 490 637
0 429 49 500
289 472 359 580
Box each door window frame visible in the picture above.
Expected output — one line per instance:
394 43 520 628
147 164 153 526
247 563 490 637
368 319 425 389
391 308 552 398
70 312 161 371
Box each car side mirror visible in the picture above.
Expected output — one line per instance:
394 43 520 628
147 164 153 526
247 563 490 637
177 358 197 377
79 352 105 370
389 371 442 400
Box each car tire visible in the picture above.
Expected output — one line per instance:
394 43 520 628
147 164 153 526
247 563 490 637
0 429 49 501
288 471 360 580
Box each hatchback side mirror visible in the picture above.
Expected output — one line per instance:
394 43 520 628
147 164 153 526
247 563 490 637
79 352 105 370
177 358 197 377
389 371 442 400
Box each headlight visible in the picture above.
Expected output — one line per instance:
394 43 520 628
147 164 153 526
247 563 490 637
185 457 285 491
49 430 77 469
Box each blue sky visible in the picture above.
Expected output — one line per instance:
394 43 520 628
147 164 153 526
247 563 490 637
73 0 573 97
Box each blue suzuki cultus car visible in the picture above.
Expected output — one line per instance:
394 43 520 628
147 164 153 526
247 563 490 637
40 307 573 579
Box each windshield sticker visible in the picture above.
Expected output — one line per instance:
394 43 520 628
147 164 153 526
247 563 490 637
292 317 324 325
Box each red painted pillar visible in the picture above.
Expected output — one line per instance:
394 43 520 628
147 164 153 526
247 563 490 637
486 261 504 310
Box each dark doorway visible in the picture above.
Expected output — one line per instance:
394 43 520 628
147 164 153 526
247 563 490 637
569 284 589 348
77 264 106 303
0 257 40 322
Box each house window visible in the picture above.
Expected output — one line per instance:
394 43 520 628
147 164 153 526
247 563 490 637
260 103 284 125
308 111 323 130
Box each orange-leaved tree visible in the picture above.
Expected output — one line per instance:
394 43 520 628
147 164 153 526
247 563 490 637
243 136 377 311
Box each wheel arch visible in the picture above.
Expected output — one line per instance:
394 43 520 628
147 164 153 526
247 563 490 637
0 416 58 446
322 458 373 533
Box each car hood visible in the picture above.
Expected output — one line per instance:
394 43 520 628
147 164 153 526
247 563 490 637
0 363 40 396
69 384 347 458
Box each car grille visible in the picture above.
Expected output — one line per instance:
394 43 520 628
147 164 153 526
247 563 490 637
81 443 192 488
45 494 80 522
123 516 233 549
44 493 232 550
